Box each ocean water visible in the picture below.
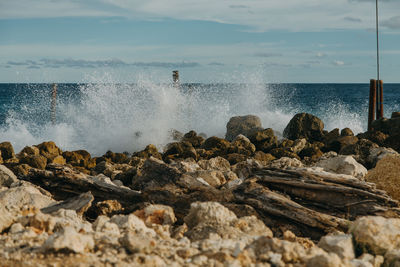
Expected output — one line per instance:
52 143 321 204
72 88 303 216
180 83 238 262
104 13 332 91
0 81 399 155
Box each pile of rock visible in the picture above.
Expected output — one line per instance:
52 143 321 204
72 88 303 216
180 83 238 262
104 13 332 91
0 112 400 266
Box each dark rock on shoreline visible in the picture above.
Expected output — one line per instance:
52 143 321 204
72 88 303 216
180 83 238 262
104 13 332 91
283 113 324 142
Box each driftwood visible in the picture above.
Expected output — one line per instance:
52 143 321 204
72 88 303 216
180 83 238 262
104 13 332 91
25 164 142 205
41 191 94 215
24 161 400 239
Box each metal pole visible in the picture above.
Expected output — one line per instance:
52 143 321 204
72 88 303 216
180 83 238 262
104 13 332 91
375 0 382 119
51 83 57 125
368 79 377 131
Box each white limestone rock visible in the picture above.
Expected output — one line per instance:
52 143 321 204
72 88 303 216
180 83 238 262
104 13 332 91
42 226 94 253
318 233 355 260
315 155 367 179
0 165 18 187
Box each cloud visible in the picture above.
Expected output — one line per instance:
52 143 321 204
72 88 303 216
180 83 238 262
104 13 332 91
4 58 201 69
344 16 362 23
253 52 283 58
208 62 224 66
2 0 400 32
382 16 400 29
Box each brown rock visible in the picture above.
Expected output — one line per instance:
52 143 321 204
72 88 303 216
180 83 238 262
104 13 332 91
253 151 275 164
224 153 247 165
225 115 263 141
269 148 301 160
133 144 162 160
182 130 205 148
93 200 123 217
0 142 15 160
163 141 197 161
340 128 354 137
392 112 400 119
201 136 231 152
18 146 39 158
249 128 278 152
19 154 47 170
283 113 325 142
228 134 256 156
36 141 61 161
49 155 66 165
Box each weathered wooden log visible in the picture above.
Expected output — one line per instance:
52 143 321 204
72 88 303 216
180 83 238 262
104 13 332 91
24 164 142 205
41 191 94 215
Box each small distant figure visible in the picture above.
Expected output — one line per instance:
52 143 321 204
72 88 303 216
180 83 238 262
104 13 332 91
173 70 180 88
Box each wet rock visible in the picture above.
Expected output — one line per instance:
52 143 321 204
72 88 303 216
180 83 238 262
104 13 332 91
253 151 276 164
198 156 231 172
315 155 367 179
323 128 340 147
163 141 197 161
384 133 400 153
0 142 15 160
182 130 205 148
0 165 18 187
0 183 55 232
224 153 247 165
63 150 93 168
340 139 379 168
225 115 263 141
133 144 162 160
42 226 94 253
36 141 62 162
18 146 39 158
269 148 301 160
299 145 324 161
229 134 256 156
328 136 359 153
249 128 278 152
366 155 400 201
318 233 355 260
283 113 324 142
341 128 354 137
350 216 400 255
19 154 47 170
371 116 400 136
104 151 128 164
201 136 231 154
134 204 177 226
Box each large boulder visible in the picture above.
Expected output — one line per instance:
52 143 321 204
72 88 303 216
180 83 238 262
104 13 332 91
366 155 400 201
36 141 62 162
225 115 263 142
283 113 324 142
315 155 367 179
350 216 400 255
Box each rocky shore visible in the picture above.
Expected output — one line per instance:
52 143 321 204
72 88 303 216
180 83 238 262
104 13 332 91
0 112 400 266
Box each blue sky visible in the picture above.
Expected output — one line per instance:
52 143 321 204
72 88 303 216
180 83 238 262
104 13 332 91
1 0 400 83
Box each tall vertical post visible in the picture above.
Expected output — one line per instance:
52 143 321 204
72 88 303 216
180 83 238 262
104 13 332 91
377 80 384 119
172 70 180 88
368 79 377 131
51 83 57 125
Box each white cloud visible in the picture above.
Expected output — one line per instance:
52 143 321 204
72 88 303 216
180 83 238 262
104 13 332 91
1 0 400 32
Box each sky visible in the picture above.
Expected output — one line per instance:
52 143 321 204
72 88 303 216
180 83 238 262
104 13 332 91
1 0 400 83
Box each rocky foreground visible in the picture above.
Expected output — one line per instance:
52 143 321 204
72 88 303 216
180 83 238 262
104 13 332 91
1 112 400 266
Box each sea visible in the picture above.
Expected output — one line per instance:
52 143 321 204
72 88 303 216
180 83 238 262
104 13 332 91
0 82 399 155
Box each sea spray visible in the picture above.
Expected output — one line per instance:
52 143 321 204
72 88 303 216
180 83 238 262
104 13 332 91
0 73 380 155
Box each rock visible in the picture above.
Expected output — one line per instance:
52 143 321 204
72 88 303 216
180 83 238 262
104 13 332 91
191 170 226 187
315 155 367 179
225 153 248 165
18 146 39 158
110 214 156 236
323 128 340 147
353 254 384 267
367 147 399 167
182 130 205 148
19 154 47 170
366 155 400 201
299 146 324 161
198 156 231 172
341 128 354 137
350 216 400 255
225 115 263 141
92 200 123 217
283 113 324 142
305 252 343 267
119 231 156 254
49 155 66 165
133 144 162 160
253 151 276 164
0 183 55 232
229 134 256 156
0 165 18 187
318 233 355 260
184 202 272 241
0 142 15 160
201 136 231 153
291 138 308 154
268 157 304 169
249 128 278 152
371 117 400 136
63 150 93 168
392 112 400 119
6 163 31 177
134 204 177 226
385 250 400 267
384 133 400 153
269 148 301 160
184 201 237 229
163 141 197 161
328 136 359 153
36 141 62 162
42 226 94 253
104 151 128 164
340 139 379 168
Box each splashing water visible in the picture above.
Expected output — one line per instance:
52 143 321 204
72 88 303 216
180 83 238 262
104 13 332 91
0 73 375 155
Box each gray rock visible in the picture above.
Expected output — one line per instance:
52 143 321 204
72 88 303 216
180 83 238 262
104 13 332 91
315 155 367 179
225 115 263 141
318 233 355 260
0 165 18 187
